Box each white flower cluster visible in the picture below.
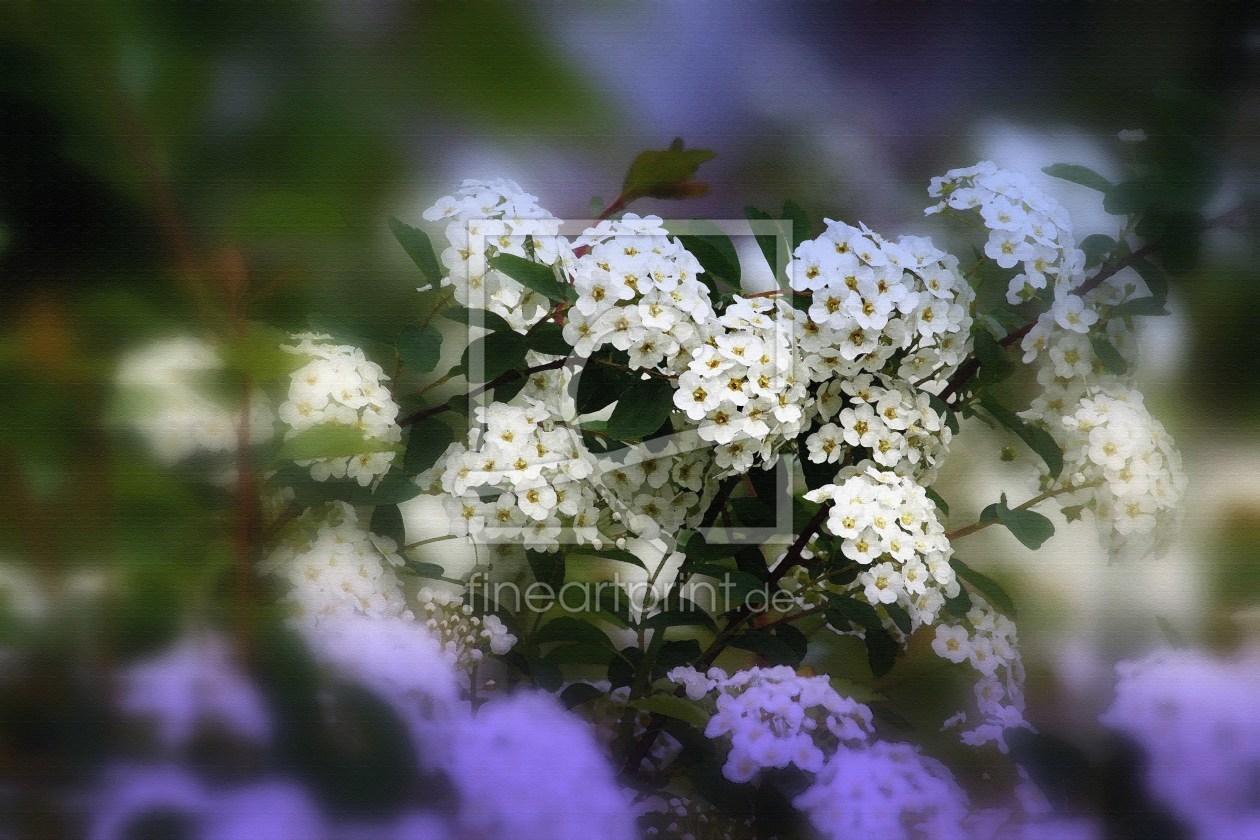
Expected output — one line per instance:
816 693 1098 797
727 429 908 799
805 467 959 631
115 336 273 465
931 597 1029 750
926 161 1086 305
565 213 714 366
1019 270 1144 374
1037 387 1186 559
1100 649 1260 840
447 692 638 840
809 374 952 484
788 220 974 379
259 502 412 622
669 665 874 783
793 740 970 840
436 396 606 550
278 332 402 486
423 178 571 331
414 586 517 669
118 633 270 752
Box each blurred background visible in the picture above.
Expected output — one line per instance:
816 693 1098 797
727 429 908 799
2 0 1260 834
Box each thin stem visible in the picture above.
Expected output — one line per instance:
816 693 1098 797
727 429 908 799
944 483 1094 541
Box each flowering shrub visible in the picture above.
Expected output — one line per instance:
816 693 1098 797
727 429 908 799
62 137 1238 838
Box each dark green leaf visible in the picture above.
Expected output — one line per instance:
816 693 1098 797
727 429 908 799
607 647 643 689
1130 258 1169 305
883 602 913 636
826 595 882 632
535 616 615 652
403 422 454 476
924 487 950 516
526 549 565 589
402 560 448 580
1043 164 1113 194
369 503 405 548
642 601 717 633
574 348 637 414
782 200 810 251
1103 179 1155 215
950 558 1017 617
607 378 676 440
560 682 605 710
864 625 899 677
524 321 572 356
628 694 710 729
620 139 716 203
1090 336 1129 375
773 624 810 665
995 500 1054 550
1110 296 1170 318
974 329 1014 386
489 252 574 303
397 323 442 374
744 205 789 279
671 222 740 290
729 629 803 667
1006 729 1093 810
460 331 527 384
1080 234 1116 269
730 497 775 528
980 392 1064 480
653 639 702 675
440 306 515 334
388 217 442 287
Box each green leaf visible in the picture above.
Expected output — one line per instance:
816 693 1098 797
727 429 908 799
642 598 717 632
730 497 775 528
489 252 574 303
440 306 515 334
576 547 648 571
1006 729 1093 810
370 503 405 548
826 595 882 632
560 682 605 710
925 487 950 516
950 558 1017 617
223 323 302 383
1090 336 1129 375
1079 233 1116 269
744 205 788 279
1155 615 1185 647
883 602 913 636
782 200 810 252
278 425 402 462
628 694 710 729
729 628 804 667
403 422 454 476
1130 257 1169 305
979 392 1064 480
461 331 527 384
995 498 1055 550
524 321 572 357
607 378 676 440
1110 296 1170 318
535 616 615 652
388 217 442 287
1103 179 1154 216
527 549 565 589
669 221 740 290
620 139 716 203
574 348 637 414
864 625 899 677
396 323 442 373
974 328 1014 386
1042 164 1113 193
